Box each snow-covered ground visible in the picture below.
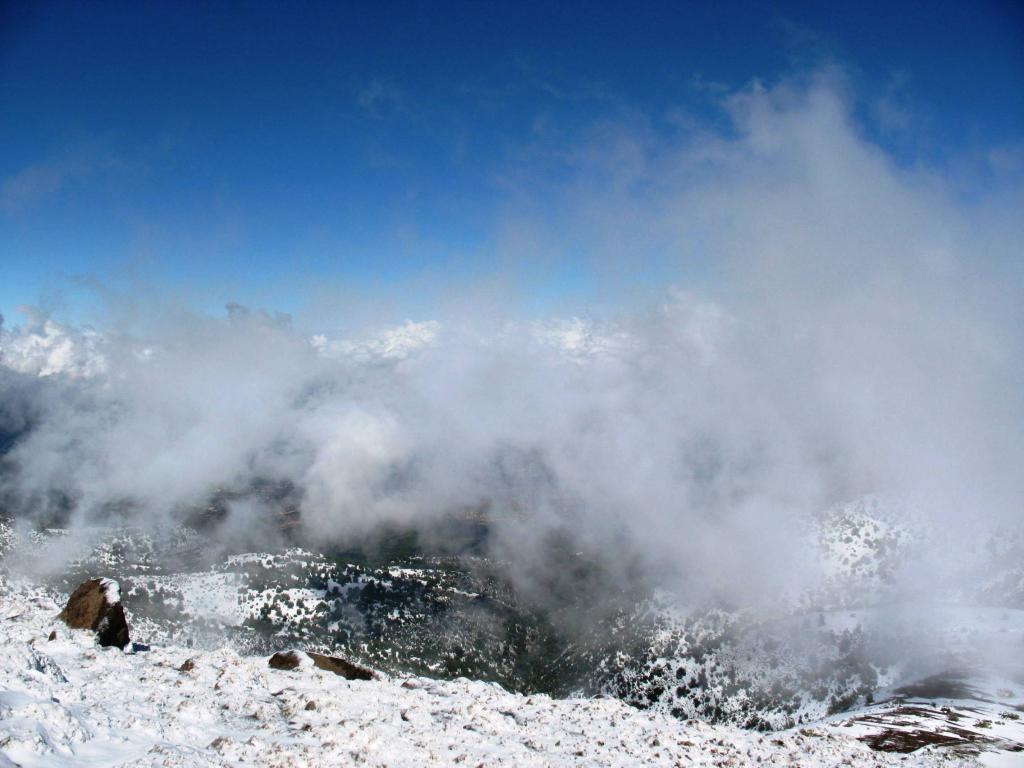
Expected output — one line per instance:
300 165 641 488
2 577 1022 767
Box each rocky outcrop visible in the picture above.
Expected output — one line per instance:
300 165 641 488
59 578 130 649
306 651 376 680
268 651 303 670
268 650 375 680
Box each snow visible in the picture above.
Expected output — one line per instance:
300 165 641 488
2 508 1023 766
834 673 1024 768
129 571 246 626
0 577 993 767
98 579 121 606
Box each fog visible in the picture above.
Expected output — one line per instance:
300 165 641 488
1 72 1022 622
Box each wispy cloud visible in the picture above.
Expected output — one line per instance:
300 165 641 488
0 162 68 213
356 77 407 118
0 142 120 215
872 69 916 135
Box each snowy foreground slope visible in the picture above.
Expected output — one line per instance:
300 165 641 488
2 579 1023 767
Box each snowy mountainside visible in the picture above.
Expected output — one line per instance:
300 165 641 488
2 575 1020 767
3 492 1023 732
812 494 921 600
2 491 1024 765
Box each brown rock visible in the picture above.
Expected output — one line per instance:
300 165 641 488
307 651 375 680
179 658 195 673
267 650 375 680
59 578 130 649
268 650 302 670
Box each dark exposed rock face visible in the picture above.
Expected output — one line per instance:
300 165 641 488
268 650 302 670
59 578 130 649
307 651 375 680
268 650 375 680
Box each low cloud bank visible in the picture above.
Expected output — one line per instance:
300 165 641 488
1 73 1021 622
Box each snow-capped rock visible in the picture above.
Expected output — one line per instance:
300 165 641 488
58 577 130 649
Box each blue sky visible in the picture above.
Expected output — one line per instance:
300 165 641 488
1 1 1022 327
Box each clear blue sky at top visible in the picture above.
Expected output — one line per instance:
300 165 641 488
1 1 1022 326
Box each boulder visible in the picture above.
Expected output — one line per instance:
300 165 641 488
58 578 130 649
307 651 375 680
268 650 375 680
268 650 302 671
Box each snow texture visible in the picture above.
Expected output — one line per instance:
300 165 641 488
2 576 1021 767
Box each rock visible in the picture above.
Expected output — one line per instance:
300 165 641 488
268 650 302 671
179 658 195 673
47 630 57 641
58 578 130 649
268 650 375 680
307 651 376 680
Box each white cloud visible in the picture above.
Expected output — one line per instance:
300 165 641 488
0 309 107 377
311 319 441 362
1 69 1021 620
